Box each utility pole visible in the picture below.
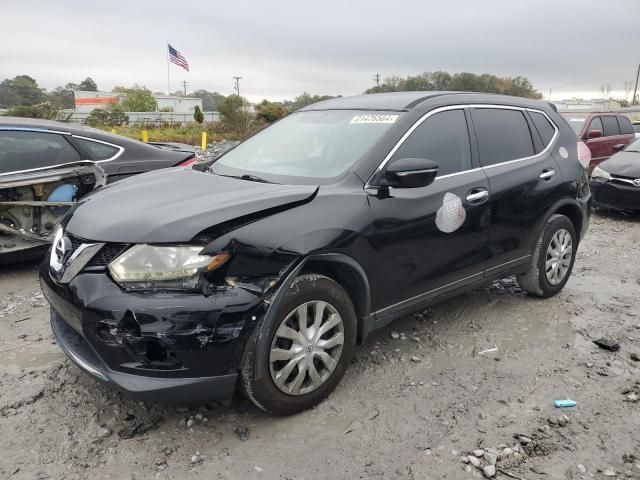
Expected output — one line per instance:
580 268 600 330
633 64 640 105
548 88 552 101
180 80 189 96
233 76 242 97
373 73 380 87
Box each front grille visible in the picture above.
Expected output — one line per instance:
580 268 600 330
87 243 128 267
66 232 128 269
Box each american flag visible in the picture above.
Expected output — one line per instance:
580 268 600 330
168 44 189 71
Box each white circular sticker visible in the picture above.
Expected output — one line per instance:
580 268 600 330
436 192 467 233
558 147 568 159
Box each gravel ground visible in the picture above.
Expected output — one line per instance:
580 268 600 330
1 211 639 480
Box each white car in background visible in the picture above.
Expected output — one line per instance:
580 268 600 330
633 121 640 138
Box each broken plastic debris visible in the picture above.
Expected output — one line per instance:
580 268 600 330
478 346 498 355
554 399 576 408
593 337 620 352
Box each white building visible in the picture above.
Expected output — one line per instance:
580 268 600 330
70 90 215 124
553 98 622 112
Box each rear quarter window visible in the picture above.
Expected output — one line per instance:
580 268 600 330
472 108 534 166
529 111 556 146
601 116 620 136
74 137 120 160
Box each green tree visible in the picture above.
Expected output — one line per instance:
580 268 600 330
6 101 59 119
0 75 46 107
286 92 337 111
78 77 98 91
364 71 542 99
193 105 204 124
108 105 129 126
256 100 288 123
84 108 111 126
217 95 255 136
120 86 157 112
189 89 225 111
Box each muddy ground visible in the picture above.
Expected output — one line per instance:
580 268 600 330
1 211 639 480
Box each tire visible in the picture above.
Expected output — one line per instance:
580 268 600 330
240 274 357 415
517 214 577 298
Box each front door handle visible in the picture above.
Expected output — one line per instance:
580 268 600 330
540 169 556 180
466 188 489 204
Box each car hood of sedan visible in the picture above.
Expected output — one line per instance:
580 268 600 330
65 168 318 243
600 151 640 177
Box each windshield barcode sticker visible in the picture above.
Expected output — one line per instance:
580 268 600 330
350 114 399 124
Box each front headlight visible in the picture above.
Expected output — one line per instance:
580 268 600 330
108 244 229 290
591 166 612 180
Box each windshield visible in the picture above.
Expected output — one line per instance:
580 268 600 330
567 118 585 134
625 138 640 153
212 110 400 181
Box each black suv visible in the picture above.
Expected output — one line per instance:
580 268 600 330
40 92 591 415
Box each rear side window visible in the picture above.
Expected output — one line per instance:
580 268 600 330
617 116 634 135
74 137 120 160
0 131 80 174
601 116 620 136
529 111 556 146
472 108 534 166
391 109 472 176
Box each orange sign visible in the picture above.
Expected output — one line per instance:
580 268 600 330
75 96 119 105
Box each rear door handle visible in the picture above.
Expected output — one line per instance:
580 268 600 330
540 169 556 180
466 188 489 204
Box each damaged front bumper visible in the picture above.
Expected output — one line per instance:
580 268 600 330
40 262 268 403
590 178 640 211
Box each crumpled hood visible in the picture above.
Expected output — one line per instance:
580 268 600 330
601 151 640 177
66 168 318 243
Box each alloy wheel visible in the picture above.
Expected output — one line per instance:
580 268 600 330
269 301 345 396
545 228 572 286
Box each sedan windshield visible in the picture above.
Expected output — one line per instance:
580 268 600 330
212 110 400 181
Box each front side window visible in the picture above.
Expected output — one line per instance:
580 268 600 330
0 131 80 174
601 116 620 136
472 108 534 166
391 109 472 176
213 110 400 181
75 137 120 160
587 117 603 136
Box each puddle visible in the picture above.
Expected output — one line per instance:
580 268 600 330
0 345 65 374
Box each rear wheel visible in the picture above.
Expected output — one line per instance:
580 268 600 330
240 274 356 415
517 214 577 298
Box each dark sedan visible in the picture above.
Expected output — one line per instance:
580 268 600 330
0 117 197 182
590 138 640 211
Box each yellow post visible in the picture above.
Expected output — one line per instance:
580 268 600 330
142 130 149 143
111 128 116 134
201 131 207 150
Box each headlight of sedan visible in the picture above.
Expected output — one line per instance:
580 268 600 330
108 244 229 290
591 166 612 180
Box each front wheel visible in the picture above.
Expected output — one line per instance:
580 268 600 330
517 214 577 298
240 274 356 415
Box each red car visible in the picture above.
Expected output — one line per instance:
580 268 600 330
562 113 635 173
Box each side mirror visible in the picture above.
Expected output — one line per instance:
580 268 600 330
587 129 603 139
385 157 438 188
612 143 626 153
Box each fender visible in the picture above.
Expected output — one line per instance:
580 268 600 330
252 252 372 380
529 196 588 251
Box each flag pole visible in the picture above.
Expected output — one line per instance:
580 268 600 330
167 42 170 95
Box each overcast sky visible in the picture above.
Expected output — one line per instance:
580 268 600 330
2 0 639 103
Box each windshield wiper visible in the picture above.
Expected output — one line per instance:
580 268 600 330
219 173 278 184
